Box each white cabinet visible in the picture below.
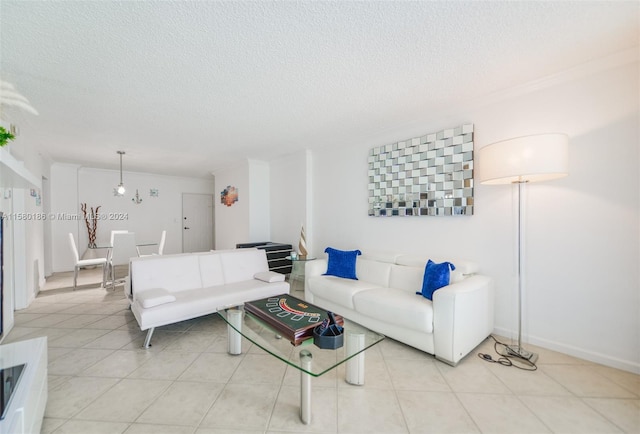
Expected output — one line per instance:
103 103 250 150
0 337 47 434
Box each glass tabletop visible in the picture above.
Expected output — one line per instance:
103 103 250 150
90 242 157 249
218 305 384 377
285 256 316 261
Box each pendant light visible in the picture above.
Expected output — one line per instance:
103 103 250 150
116 151 126 195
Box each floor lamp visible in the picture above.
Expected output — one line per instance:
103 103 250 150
478 133 569 363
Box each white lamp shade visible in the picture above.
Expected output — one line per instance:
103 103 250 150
477 133 569 184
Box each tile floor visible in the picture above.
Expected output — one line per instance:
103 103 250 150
2 269 639 434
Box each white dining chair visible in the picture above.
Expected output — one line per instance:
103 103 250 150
137 230 166 257
68 233 107 290
108 230 128 259
109 232 138 290
157 230 166 255
110 230 128 246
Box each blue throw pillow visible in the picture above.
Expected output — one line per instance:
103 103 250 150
323 247 361 280
416 260 456 300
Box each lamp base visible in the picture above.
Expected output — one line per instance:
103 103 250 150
506 345 539 364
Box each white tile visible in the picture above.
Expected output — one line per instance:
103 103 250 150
378 337 428 360
24 303 80 315
590 365 640 398
583 398 640 433
20 326 72 342
137 381 224 426
120 330 181 351
128 351 199 380
75 378 172 422
230 353 287 385
163 330 219 352
13 312 47 325
0 326 40 342
40 417 66 434
337 387 408 433
79 349 155 378
45 376 119 418
53 314 106 328
125 424 196 434
47 348 115 376
396 390 479 433
49 328 111 348
48 374 72 390
541 365 637 398
385 358 451 392
194 428 262 434
200 383 279 430
521 395 623 433
437 361 511 394
87 313 135 329
337 348 393 389
47 347 74 362
179 352 243 383
269 385 337 432
283 362 338 389
83 329 144 350
53 419 129 434
484 361 572 396
458 393 550 433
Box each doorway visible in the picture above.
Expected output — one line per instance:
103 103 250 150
182 193 214 253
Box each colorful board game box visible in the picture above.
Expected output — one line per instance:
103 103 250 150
244 294 344 346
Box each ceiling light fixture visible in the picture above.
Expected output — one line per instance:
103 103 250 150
116 151 126 195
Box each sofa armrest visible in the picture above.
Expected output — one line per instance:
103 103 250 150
305 258 327 282
135 288 177 308
433 274 494 365
304 259 327 301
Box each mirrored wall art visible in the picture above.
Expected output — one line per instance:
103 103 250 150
368 124 474 217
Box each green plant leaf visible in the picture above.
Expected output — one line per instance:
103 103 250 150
0 126 16 147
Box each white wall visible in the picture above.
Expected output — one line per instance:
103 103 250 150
214 159 275 249
305 60 639 372
214 162 249 249
248 160 270 242
50 164 214 272
0 125 49 335
270 150 311 250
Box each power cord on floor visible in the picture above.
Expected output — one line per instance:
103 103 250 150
477 335 537 371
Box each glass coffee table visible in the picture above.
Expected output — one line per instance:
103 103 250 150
218 305 384 425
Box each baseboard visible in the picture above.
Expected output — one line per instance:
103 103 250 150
492 327 640 374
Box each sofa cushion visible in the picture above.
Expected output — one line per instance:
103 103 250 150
254 271 285 283
418 260 456 300
307 275 379 309
136 288 176 308
220 249 269 284
354 288 434 333
356 258 392 287
324 247 361 280
131 254 203 293
389 264 425 294
198 253 225 287
395 254 478 282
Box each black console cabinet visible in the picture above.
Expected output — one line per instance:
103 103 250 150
236 242 293 274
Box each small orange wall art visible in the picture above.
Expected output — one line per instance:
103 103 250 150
221 185 239 207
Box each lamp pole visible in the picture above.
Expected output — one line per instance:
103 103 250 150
507 180 538 363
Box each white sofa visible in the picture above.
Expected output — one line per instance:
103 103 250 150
305 251 494 365
128 248 290 347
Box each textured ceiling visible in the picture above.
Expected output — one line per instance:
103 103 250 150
0 1 637 178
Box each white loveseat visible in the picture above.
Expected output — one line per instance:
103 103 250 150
128 248 290 347
305 251 494 365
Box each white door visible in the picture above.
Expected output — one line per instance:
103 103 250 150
182 193 214 253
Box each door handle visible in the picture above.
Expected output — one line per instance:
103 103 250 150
184 227 190 230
